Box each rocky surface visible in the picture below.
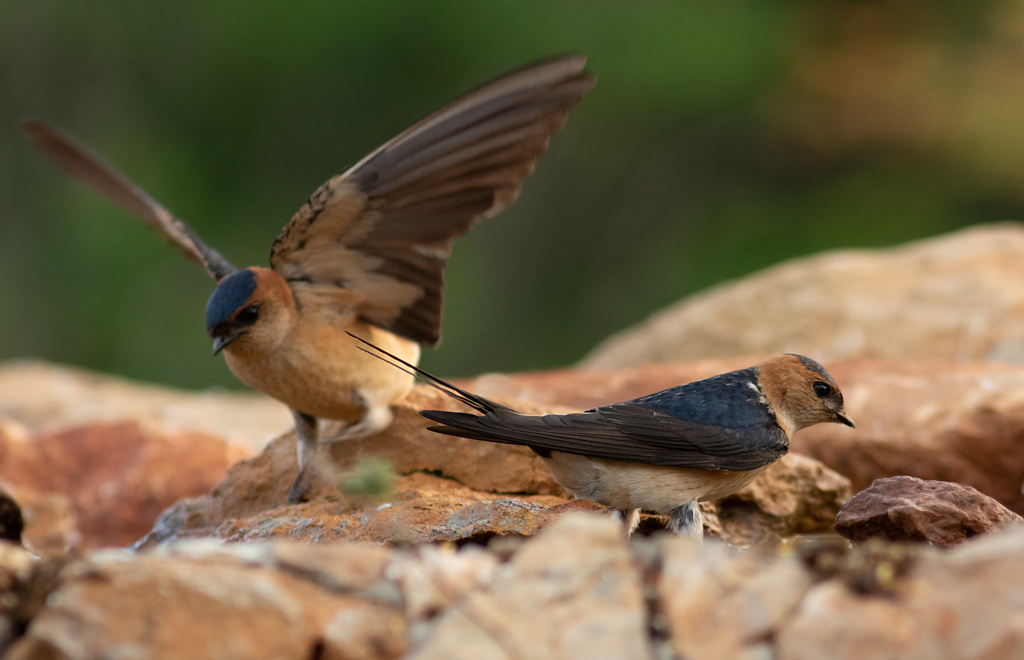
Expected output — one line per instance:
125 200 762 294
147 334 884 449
465 358 1024 515
137 385 849 548
0 360 290 453
0 421 248 550
835 476 1024 547
5 516 1024 659
583 223 1024 368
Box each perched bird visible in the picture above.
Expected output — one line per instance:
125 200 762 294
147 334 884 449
22 56 595 503
353 335 854 538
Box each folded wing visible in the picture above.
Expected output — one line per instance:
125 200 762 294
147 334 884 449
271 55 595 346
21 119 236 281
423 404 789 471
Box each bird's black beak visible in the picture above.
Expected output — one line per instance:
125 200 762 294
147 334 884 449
835 411 855 428
212 333 238 355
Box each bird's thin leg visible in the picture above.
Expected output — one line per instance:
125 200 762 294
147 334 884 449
287 410 319 504
320 389 393 443
612 509 641 536
668 500 703 540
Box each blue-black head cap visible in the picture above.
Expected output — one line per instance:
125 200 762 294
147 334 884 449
205 269 257 333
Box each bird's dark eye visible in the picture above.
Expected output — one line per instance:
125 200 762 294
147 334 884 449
236 305 260 324
813 381 832 398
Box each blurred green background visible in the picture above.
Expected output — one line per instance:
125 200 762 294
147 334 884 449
4 0 1024 389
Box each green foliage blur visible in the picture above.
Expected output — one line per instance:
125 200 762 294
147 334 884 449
3 1 1024 390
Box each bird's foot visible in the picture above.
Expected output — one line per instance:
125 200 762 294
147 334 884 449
612 509 641 537
668 500 703 540
286 467 314 504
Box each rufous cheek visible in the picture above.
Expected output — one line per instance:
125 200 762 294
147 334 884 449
247 266 297 311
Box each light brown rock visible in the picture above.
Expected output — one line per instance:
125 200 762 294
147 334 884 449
710 452 851 545
4 543 407 660
659 538 813 660
407 514 651 660
792 360 1024 514
0 360 290 453
140 471 589 548
0 421 248 548
583 223 1024 368
835 476 1023 547
0 483 79 557
387 545 499 621
778 526 1024 659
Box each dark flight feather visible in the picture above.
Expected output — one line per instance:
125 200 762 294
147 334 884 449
20 118 237 281
272 55 595 346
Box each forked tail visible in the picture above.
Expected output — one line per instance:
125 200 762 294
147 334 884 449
346 332 513 416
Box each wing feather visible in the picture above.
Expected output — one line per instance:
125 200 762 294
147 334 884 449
21 118 236 281
271 55 595 346
424 407 789 471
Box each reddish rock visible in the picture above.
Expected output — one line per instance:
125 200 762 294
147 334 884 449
325 388 566 497
0 484 80 557
140 471 586 548
0 360 290 453
835 476 1023 547
794 360 1024 515
0 421 248 548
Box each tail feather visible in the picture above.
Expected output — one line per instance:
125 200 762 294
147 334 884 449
347 332 515 415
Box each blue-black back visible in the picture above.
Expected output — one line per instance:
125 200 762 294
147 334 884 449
205 269 256 330
623 368 769 429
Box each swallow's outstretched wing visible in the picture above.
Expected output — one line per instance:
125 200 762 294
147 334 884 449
352 334 789 472
21 119 237 281
271 55 595 346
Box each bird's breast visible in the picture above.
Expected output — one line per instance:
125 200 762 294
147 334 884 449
541 452 772 513
223 319 419 421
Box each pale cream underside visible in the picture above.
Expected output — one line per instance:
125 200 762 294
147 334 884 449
541 451 772 513
224 319 419 422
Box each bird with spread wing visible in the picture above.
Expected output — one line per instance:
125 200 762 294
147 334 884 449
23 55 595 503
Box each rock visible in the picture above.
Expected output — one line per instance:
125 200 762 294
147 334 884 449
0 360 290 454
0 421 249 548
0 485 79 557
139 471 588 548
582 223 1024 368
710 452 851 545
469 358 1024 516
0 488 23 544
387 545 499 621
777 526 1024 659
658 537 813 659
834 476 1023 547
0 542 38 654
141 386 564 536
406 514 651 660
791 360 1024 514
4 542 408 660
324 388 566 497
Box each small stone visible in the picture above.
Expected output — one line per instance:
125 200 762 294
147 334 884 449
834 476 1023 547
